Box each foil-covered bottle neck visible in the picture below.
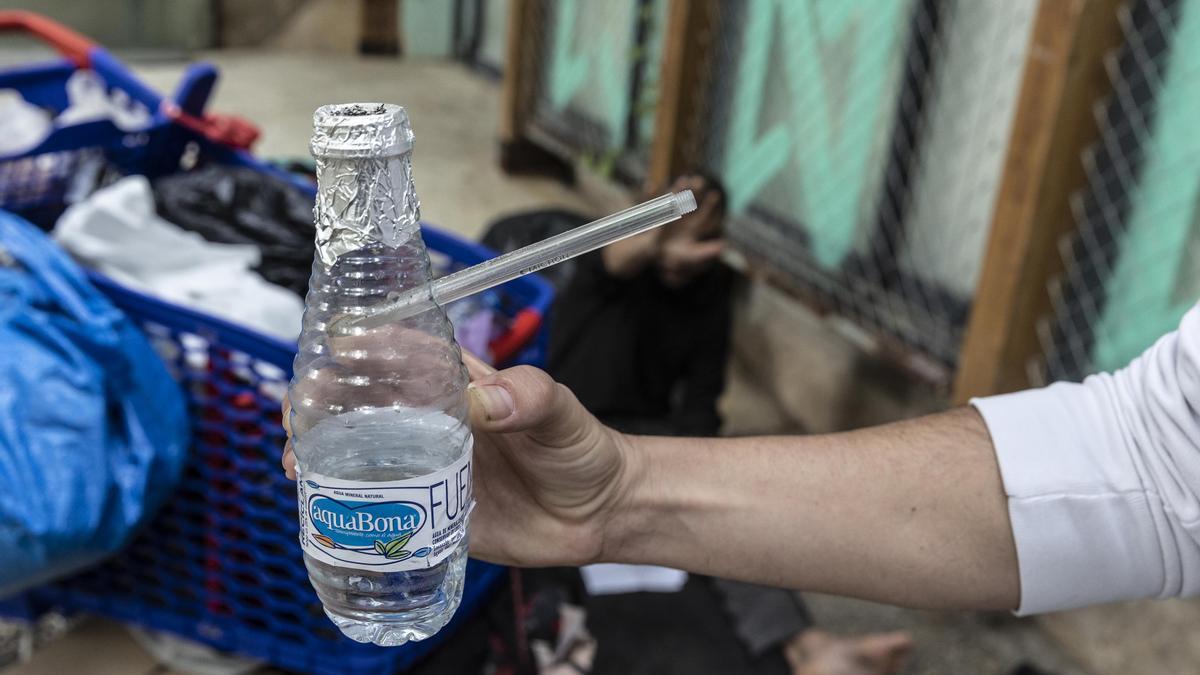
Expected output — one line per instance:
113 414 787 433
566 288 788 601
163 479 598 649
310 103 422 267
310 103 414 159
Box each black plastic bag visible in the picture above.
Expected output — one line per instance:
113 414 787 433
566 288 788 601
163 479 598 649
152 166 315 296
481 209 588 292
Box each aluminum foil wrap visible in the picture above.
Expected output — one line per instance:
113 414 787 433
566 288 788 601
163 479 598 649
309 103 420 267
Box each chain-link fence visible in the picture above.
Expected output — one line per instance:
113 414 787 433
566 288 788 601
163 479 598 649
686 0 1038 370
522 0 669 186
510 1 1195 378
1037 0 1196 384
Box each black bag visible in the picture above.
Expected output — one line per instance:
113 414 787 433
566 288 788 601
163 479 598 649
153 166 315 296
481 209 588 292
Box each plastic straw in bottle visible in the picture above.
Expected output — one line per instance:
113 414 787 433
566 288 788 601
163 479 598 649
341 190 697 331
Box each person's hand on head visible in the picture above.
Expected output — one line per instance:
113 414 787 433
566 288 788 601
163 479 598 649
655 174 725 288
281 349 634 568
600 173 726 284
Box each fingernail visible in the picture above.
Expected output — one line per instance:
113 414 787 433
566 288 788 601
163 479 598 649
469 383 514 421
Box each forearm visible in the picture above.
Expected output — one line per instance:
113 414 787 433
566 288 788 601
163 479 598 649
600 232 657 279
607 407 1019 610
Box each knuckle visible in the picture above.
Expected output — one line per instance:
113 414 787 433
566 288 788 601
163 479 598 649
508 365 554 392
502 366 560 419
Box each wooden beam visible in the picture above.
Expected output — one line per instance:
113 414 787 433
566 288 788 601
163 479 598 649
497 0 572 177
499 0 534 143
645 0 717 191
360 0 399 55
953 0 1124 403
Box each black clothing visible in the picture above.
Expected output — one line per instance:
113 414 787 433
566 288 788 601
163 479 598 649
547 249 733 437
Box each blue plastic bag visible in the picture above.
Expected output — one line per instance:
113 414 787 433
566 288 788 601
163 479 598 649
0 211 189 597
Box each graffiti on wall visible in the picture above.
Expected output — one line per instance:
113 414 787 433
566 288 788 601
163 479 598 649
720 0 911 267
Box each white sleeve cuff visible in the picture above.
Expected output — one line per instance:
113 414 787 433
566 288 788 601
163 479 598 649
973 384 1166 615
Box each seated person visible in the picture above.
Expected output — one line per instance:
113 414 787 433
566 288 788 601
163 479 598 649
547 174 731 437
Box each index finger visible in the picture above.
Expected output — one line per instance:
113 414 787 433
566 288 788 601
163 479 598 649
462 349 497 381
281 395 292 435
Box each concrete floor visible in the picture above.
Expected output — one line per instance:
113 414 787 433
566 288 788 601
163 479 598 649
1 50 1097 675
802 595 1086 675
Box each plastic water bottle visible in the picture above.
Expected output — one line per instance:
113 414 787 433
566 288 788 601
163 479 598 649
288 103 474 646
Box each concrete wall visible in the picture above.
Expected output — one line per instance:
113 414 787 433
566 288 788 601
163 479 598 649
1 0 213 49
217 0 309 48
477 0 509 70
719 278 945 437
217 0 360 53
267 0 360 53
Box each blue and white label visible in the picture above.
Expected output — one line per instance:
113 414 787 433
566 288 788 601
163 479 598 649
296 448 473 571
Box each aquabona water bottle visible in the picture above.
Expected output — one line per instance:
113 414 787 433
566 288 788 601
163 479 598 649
288 103 473 646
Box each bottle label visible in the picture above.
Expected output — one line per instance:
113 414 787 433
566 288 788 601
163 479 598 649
296 446 473 571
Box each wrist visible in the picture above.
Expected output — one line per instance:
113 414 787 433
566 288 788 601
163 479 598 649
595 430 651 564
597 432 702 567
601 231 660 279
595 434 737 571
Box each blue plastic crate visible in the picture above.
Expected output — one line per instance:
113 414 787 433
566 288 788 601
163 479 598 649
0 11 550 674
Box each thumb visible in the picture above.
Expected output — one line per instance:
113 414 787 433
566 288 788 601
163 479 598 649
467 365 596 446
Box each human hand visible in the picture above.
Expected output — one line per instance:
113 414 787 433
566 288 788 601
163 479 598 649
655 174 725 287
785 630 912 675
282 352 635 568
601 174 725 285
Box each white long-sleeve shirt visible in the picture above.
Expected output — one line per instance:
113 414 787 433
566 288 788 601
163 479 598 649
973 303 1200 615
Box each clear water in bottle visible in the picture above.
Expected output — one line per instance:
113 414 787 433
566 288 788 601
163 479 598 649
288 103 473 646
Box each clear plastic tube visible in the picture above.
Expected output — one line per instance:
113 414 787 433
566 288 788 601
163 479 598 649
341 190 697 330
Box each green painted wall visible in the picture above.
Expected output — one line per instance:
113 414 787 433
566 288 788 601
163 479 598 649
719 0 911 268
1090 0 1200 372
0 0 214 49
542 0 640 150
